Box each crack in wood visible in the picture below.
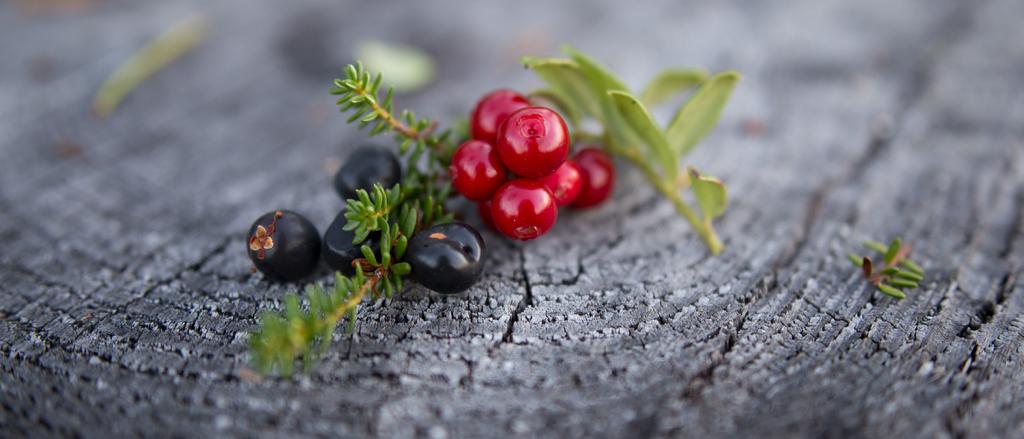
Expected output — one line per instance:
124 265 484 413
500 248 533 344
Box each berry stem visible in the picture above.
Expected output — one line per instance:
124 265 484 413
663 187 724 254
607 139 724 255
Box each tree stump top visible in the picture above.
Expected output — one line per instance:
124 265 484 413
2 0 1022 437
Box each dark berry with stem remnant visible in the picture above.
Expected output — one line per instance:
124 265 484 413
406 222 486 294
247 210 321 281
449 139 507 201
333 146 401 200
321 210 381 276
537 159 582 206
571 147 615 209
496 106 570 178
470 89 530 143
490 179 558 240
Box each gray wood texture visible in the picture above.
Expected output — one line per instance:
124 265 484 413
2 0 1022 437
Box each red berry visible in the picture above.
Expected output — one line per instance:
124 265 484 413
571 147 615 209
449 140 507 201
490 179 558 240
496 107 570 178
470 90 530 143
537 160 583 206
478 200 495 230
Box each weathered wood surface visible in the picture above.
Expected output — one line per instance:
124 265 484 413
1 0 1022 437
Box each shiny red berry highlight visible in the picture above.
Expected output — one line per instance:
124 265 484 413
537 159 583 207
490 179 558 240
571 147 615 209
470 90 530 143
449 140 507 201
496 107 570 178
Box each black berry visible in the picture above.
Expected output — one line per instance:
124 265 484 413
247 210 321 281
334 146 402 200
321 210 381 276
406 222 486 294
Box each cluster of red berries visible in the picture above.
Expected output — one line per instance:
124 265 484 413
449 90 616 240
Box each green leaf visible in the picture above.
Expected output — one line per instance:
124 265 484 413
395 235 408 260
890 278 919 289
563 46 630 93
877 283 907 299
392 262 411 276
562 46 639 149
895 270 924 282
522 57 602 122
640 68 708 107
666 71 740 156
354 40 435 93
848 253 864 267
361 245 377 265
689 168 727 220
863 240 888 254
884 238 902 265
902 259 925 276
607 90 676 179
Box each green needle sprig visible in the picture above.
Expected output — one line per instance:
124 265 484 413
847 237 927 299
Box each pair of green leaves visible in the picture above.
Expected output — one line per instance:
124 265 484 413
522 46 738 225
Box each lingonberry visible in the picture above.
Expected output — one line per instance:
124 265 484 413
406 222 486 294
571 147 615 209
321 210 381 276
490 179 558 240
449 140 507 201
537 159 583 206
470 89 530 143
334 146 401 200
496 106 570 178
247 210 321 281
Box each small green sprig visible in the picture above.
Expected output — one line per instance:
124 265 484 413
847 238 926 299
523 46 739 254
